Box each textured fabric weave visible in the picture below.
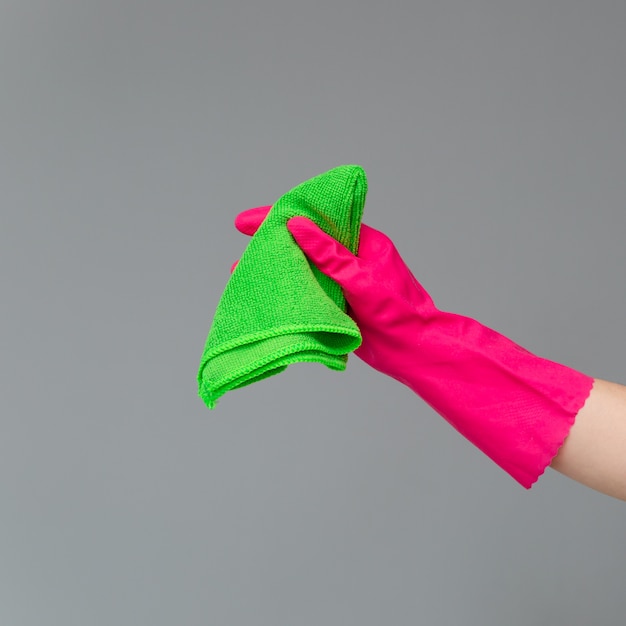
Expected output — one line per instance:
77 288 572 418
198 165 367 409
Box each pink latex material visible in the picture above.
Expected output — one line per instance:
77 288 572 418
235 207 594 488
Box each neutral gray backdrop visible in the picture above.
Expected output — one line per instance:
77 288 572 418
2 1 625 624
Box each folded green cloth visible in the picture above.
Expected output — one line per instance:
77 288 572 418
197 165 367 409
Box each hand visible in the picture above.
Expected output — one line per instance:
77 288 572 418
234 205 595 489
233 206 437 382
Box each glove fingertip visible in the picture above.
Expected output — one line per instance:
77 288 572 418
286 215 324 241
234 206 272 235
287 216 360 286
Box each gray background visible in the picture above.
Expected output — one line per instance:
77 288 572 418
2 1 625 624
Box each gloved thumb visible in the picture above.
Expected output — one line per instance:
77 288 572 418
286 216 362 288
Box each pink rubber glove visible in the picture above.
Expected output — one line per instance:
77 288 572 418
235 207 594 488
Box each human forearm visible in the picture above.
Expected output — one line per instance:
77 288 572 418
234 208 625 500
551 379 626 501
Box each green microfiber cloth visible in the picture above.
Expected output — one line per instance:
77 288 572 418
197 165 367 409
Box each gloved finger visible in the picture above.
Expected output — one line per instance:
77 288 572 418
234 206 272 236
287 216 363 288
354 223 397 261
230 206 272 274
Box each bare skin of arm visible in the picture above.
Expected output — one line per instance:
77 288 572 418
551 379 626 501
